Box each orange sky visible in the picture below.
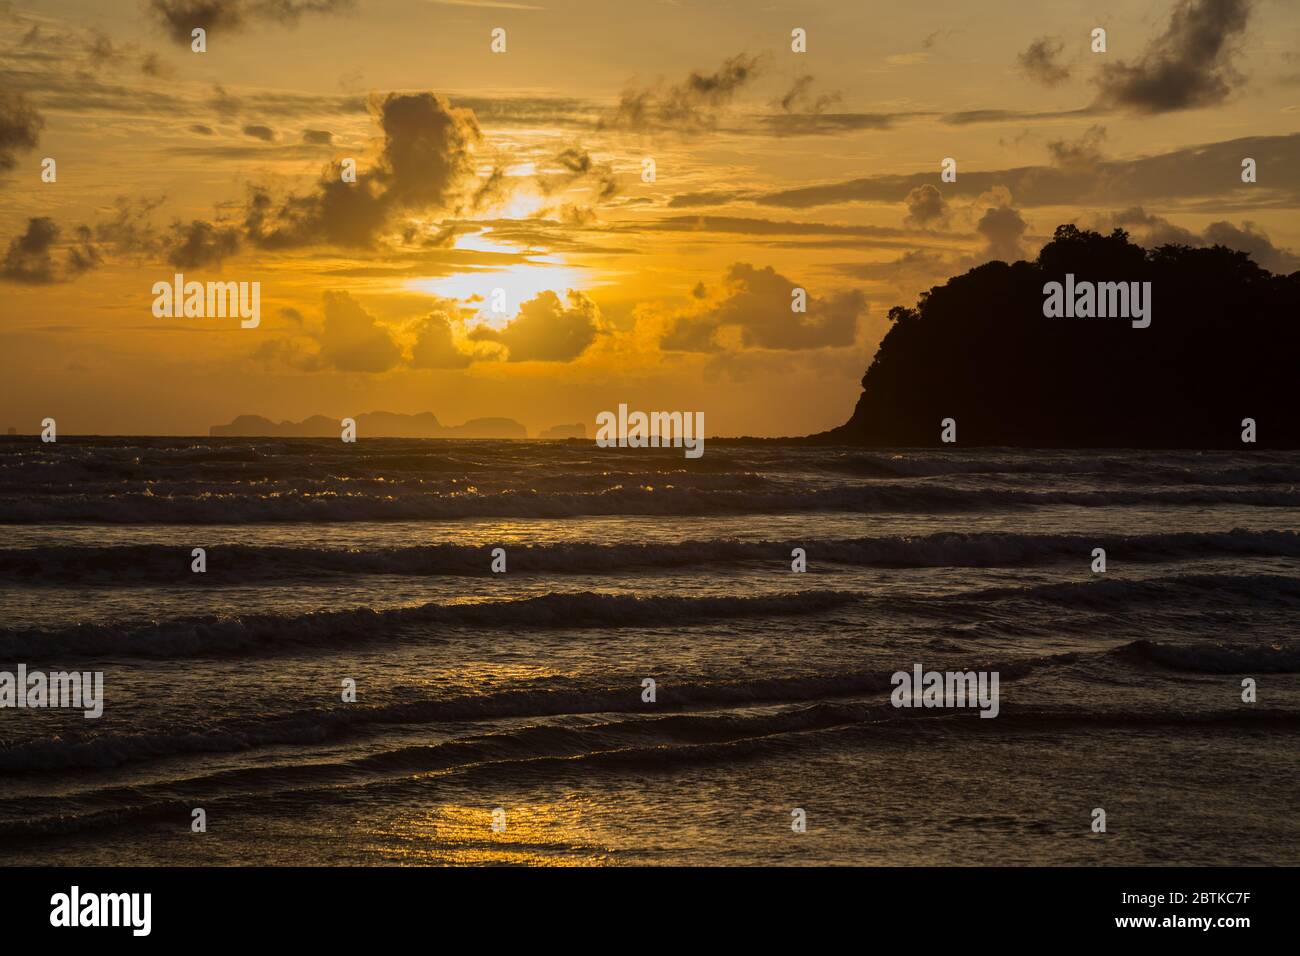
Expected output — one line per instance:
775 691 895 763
1 0 1297 436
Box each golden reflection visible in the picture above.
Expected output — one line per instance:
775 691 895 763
363 796 613 866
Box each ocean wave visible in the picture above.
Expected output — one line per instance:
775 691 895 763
3 483 1300 523
6 699 1294 842
0 588 860 659
935 572 1300 613
1111 639 1300 673
0 685 896 774
818 452 1300 485
3 529 1297 584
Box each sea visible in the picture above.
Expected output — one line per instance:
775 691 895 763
0 438 1297 865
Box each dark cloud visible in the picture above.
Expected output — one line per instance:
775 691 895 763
244 178 386 249
301 128 332 145
1201 220 1299 273
243 124 274 141
662 263 865 352
374 91 481 208
834 248 952 285
761 111 911 136
1094 0 1252 113
168 219 241 268
1 217 98 284
903 184 948 228
1103 207 1299 273
65 225 101 276
921 30 951 51
603 54 762 132
92 196 168 257
975 192 1028 262
472 166 513 212
189 123 214 135
147 0 355 45
1046 124 1107 168
752 132 1300 209
1018 37 1070 86
777 74 841 114
538 146 617 202
940 107 1096 126
0 91 44 170
468 289 601 362
667 189 753 207
245 91 482 248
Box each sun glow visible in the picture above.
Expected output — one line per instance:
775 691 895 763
407 261 595 326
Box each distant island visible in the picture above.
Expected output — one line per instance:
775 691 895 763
815 225 1300 448
538 423 586 440
210 412 527 439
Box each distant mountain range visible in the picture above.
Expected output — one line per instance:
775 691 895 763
210 412 542 439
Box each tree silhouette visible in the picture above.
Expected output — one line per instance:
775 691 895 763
820 225 1300 447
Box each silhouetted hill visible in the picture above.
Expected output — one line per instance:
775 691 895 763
820 226 1300 447
538 423 587 440
210 412 527 439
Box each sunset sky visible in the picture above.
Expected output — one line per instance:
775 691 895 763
1 0 1297 436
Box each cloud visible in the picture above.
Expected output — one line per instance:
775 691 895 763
777 74 841 114
301 128 332 145
140 52 168 77
92 196 168 257
903 184 948 228
975 191 1028 262
468 289 601 362
662 263 865 352
245 91 482 248
410 310 473 368
1201 220 1299 273
603 54 762 132
168 219 241 268
1102 207 1299 273
834 248 953 288
751 132 1300 209
1103 206 1201 247
257 295 478 372
1094 0 1252 113
189 124 215 135
315 290 402 372
1046 124 1107 168
242 124 275 141
0 91 43 170
1 217 98 284
940 107 1094 126
377 92 482 208
65 226 102 276
761 112 908 136
147 0 355 45
468 166 510 211
1018 37 1070 86
536 146 618 205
